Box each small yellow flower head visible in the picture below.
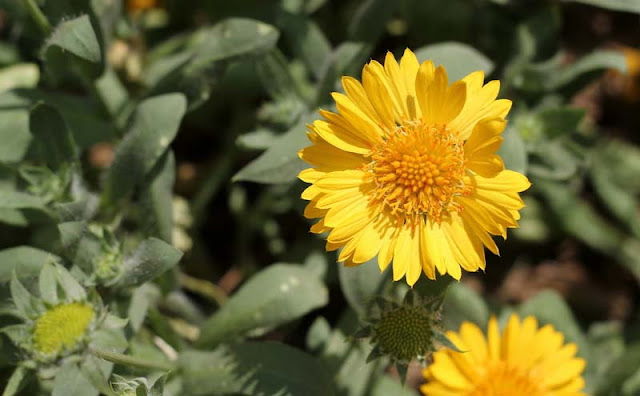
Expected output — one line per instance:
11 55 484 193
298 48 530 286
33 302 94 358
421 314 587 396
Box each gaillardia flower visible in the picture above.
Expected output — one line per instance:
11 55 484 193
421 314 586 396
299 49 530 285
2 262 126 367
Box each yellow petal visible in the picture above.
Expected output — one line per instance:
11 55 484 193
300 127 368 166
392 226 416 282
487 316 501 361
341 76 386 130
399 48 421 119
449 74 508 140
311 119 372 155
441 214 485 272
332 92 384 145
458 321 489 363
361 65 396 132
378 218 398 272
351 220 383 264
428 352 473 390
384 51 410 118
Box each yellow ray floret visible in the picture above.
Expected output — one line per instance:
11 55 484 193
298 48 530 286
421 314 587 396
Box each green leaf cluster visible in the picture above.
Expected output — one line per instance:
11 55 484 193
1 0 640 395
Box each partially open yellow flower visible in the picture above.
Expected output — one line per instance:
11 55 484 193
33 302 94 357
299 48 530 285
421 314 587 396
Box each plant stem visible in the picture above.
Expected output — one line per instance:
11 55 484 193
90 347 175 372
24 0 52 35
178 272 228 306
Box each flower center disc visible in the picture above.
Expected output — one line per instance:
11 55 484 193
375 305 434 363
368 123 466 223
33 302 94 356
471 362 543 396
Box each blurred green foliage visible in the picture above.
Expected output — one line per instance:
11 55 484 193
0 0 639 395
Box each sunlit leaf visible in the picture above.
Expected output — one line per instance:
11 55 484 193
197 264 328 347
103 94 186 204
233 115 312 184
118 238 183 288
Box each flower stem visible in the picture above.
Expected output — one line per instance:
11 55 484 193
24 0 52 35
90 347 175 372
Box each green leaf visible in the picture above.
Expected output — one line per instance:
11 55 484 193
338 258 387 317
0 64 39 93
139 150 175 243
567 0 640 14
279 13 332 79
38 262 59 305
414 42 494 82
149 373 168 396
128 284 159 333
2 366 31 396
0 246 60 283
197 264 328 347
233 115 312 184
118 238 183 288
58 221 86 249
0 209 28 227
236 128 279 150
348 0 399 42
442 282 489 330
594 343 640 395
256 48 302 101
537 107 586 139
180 341 334 396
94 67 130 125
0 191 48 211
52 362 99 396
523 50 626 92
313 311 376 396
528 141 578 180
519 290 591 361
43 15 103 82
90 326 128 354
370 376 419 396
29 103 78 170
0 98 31 163
590 141 640 238
78 355 113 396
0 90 117 153
103 94 186 204
535 180 624 255
587 321 625 388
10 275 36 319
145 18 278 108
55 264 87 301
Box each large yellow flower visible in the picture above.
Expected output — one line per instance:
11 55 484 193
299 48 530 285
421 315 587 396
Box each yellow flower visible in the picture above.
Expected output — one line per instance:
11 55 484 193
33 302 95 357
421 314 587 396
299 48 530 285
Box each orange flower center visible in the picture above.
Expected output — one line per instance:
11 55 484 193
471 361 543 396
367 122 468 224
